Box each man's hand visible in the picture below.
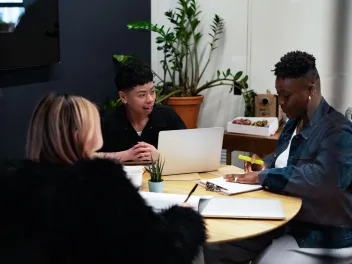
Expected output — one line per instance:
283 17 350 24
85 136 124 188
224 171 260 184
244 154 266 173
126 142 159 161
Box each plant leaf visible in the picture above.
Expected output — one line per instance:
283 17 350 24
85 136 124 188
156 36 165 44
112 55 131 64
127 21 165 35
242 75 249 83
194 32 202 43
233 71 243 81
191 19 200 30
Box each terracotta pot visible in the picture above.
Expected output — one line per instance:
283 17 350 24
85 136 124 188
166 95 204 129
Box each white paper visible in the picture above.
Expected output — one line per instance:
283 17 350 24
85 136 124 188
139 192 202 211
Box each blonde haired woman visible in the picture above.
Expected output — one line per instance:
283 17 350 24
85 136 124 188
26 93 103 163
0 93 206 264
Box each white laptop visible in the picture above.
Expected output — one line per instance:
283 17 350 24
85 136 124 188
140 192 286 220
157 127 224 175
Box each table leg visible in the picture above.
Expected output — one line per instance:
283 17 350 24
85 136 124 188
226 150 232 165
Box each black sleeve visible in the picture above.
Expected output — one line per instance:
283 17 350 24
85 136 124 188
99 108 112 152
74 159 206 264
170 109 187 129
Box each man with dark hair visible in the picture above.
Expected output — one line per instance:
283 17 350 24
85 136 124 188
204 51 352 263
97 61 186 162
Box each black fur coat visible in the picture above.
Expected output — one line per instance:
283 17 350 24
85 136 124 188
0 158 206 264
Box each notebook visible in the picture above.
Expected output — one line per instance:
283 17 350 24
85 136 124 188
140 192 285 220
199 177 262 195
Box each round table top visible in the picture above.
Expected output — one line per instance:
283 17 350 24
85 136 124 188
141 172 302 243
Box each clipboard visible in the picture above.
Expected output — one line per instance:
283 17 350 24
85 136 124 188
199 177 262 196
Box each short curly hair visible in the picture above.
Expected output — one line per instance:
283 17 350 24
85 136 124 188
273 50 319 79
114 60 154 92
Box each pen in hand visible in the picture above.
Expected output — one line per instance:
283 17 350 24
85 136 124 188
183 183 199 203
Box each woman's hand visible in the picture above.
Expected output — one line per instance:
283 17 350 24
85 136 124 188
244 154 266 173
224 171 260 184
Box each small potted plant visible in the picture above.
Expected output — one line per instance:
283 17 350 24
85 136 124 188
148 156 165 193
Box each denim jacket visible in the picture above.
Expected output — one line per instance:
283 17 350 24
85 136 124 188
259 97 352 248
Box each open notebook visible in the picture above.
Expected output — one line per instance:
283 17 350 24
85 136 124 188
140 192 285 220
199 177 262 195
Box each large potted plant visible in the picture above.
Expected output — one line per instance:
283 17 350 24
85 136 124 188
115 0 250 128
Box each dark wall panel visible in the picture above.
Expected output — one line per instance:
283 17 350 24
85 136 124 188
0 0 151 159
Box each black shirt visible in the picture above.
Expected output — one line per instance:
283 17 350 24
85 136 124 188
100 104 186 152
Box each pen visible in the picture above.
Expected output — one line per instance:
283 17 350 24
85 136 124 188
205 181 228 191
238 154 264 166
183 183 199 203
217 185 228 191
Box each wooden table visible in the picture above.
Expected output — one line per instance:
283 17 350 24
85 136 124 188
222 123 285 165
142 171 302 243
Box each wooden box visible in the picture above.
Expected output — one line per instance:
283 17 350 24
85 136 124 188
254 93 283 122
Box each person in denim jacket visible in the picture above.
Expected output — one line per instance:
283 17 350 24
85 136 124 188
204 51 352 264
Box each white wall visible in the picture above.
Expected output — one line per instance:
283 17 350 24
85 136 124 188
249 0 348 112
335 0 352 114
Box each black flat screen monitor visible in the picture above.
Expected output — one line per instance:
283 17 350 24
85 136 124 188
0 0 60 70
